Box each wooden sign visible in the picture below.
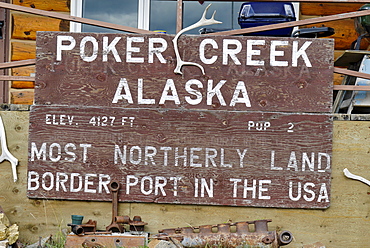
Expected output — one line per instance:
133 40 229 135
28 32 334 208
27 105 332 208
35 32 333 112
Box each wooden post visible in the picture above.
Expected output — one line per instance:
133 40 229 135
176 0 183 33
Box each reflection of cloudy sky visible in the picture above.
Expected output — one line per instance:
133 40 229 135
82 0 243 34
150 1 177 34
82 0 138 32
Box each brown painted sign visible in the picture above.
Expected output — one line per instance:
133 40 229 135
28 105 332 208
35 32 333 113
28 32 334 208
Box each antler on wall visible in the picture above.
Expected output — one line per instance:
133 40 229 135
172 4 222 75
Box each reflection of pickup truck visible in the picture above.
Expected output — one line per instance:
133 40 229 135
200 2 334 38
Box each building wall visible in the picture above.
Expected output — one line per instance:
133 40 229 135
0 111 368 247
9 0 70 104
300 2 369 85
3 1 370 247
7 1 370 102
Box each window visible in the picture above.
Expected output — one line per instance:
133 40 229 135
70 1 247 35
70 1 299 34
82 0 139 33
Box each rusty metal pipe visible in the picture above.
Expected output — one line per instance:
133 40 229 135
254 219 271 232
109 181 119 224
115 215 130 224
217 223 230 233
278 231 293 246
71 225 84 236
199 225 212 234
236 221 249 234
105 181 125 233
154 219 293 248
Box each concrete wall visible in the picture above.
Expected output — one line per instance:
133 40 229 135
0 111 369 247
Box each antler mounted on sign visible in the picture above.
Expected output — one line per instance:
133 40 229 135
172 4 222 75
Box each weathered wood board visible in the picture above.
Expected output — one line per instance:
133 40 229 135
27 105 332 208
29 32 334 208
35 32 333 112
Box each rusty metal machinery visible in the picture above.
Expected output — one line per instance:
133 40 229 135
64 180 149 248
66 180 292 247
152 219 293 248
65 217 148 248
105 180 148 233
64 233 149 248
67 219 98 235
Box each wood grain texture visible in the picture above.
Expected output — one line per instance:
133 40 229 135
0 113 367 246
10 90 34 104
300 19 368 50
0 2 368 246
35 32 334 113
333 72 344 85
27 105 332 209
12 0 70 12
11 41 36 61
11 66 35 89
12 12 69 40
301 3 364 16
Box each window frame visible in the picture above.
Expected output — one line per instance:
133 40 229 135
70 1 299 33
70 0 150 32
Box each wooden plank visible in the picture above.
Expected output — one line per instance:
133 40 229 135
35 32 334 113
301 3 364 16
11 65 35 89
210 9 370 36
176 0 183 34
0 76 34 81
300 19 367 50
10 90 34 104
0 2 156 34
11 41 36 61
0 59 35 69
333 73 344 85
27 105 332 209
334 67 370 80
12 12 69 40
11 81 35 89
333 85 370 91
13 0 70 12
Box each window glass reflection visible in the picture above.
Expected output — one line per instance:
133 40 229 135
150 0 177 34
183 2 242 34
82 0 138 33
81 0 242 34
149 1 243 35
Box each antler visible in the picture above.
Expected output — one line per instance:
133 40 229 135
0 116 18 182
173 4 222 75
343 168 370 187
